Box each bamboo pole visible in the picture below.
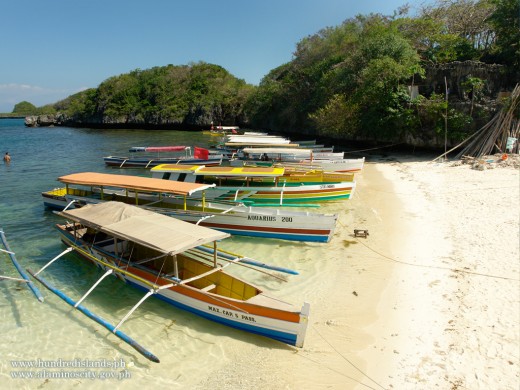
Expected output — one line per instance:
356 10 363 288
27 268 160 363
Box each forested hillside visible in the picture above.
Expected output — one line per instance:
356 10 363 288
245 0 519 145
19 0 519 148
53 62 254 129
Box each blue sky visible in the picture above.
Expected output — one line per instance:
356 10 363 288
0 0 428 112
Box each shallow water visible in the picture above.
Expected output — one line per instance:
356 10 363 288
0 119 356 388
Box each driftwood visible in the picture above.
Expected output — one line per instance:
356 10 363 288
434 84 520 161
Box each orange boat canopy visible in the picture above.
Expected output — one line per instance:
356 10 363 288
57 172 215 196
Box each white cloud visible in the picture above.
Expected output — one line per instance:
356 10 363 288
0 83 75 113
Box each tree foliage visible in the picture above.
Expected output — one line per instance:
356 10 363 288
486 0 520 71
12 101 37 115
247 13 422 138
15 0 516 144
56 62 254 128
246 0 517 142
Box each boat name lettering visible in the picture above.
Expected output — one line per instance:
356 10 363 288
208 306 240 318
241 314 256 322
320 184 335 189
208 305 255 321
281 217 293 223
208 305 220 313
247 215 277 222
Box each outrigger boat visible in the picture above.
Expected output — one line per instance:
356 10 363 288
28 202 310 362
103 146 223 168
0 229 43 302
151 164 356 205
42 172 339 243
230 148 365 173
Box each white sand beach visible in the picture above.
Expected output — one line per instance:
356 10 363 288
2 153 518 390
193 154 519 390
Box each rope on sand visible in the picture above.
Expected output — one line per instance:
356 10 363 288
353 236 517 281
343 142 404 155
311 325 388 390
336 218 517 281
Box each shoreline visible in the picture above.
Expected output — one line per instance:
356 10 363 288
193 154 519 389
2 150 518 389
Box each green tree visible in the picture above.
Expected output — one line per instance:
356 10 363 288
247 13 422 139
461 76 486 116
309 94 359 137
12 101 37 115
54 62 252 127
487 0 520 70
417 0 495 62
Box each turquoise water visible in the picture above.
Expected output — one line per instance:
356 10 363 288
0 118 355 388
0 118 215 272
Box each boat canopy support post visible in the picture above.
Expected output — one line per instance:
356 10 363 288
26 268 160 363
280 182 286 206
213 241 217 268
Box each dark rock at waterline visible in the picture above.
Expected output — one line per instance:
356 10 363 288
24 115 58 127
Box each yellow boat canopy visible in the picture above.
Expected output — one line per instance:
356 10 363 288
151 165 286 177
58 202 230 254
58 172 215 196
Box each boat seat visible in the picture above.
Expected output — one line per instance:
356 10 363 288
201 284 216 292
94 238 114 246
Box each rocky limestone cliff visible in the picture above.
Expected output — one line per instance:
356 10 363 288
24 115 59 127
420 60 510 99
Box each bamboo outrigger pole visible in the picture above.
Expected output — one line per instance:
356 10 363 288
28 243 161 363
196 245 299 275
0 230 44 302
27 268 160 363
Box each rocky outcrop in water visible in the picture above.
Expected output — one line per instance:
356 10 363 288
24 115 59 127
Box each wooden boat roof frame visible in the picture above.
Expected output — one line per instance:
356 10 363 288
58 201 230 255
58 172 215 196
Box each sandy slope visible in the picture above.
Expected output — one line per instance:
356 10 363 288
193 155 519 390
362 156 519 389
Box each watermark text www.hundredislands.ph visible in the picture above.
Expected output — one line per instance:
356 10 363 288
10 358 131 380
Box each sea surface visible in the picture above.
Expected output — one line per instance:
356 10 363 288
0 118 357 389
